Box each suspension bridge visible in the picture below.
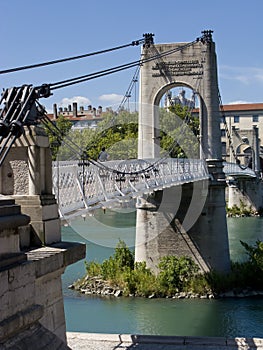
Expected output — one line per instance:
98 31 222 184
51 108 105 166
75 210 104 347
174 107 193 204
52 159 257 219
2 29 263 350
0 30 261 274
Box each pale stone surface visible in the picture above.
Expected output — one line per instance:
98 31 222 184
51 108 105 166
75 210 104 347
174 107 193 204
0 122 85 349
67 333 263 350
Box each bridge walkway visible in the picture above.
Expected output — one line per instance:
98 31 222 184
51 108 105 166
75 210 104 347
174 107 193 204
53 159 257 219
53 158 209 219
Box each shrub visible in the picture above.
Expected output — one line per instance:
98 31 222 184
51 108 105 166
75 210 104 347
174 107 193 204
128 262 156 297
81 240 263 298
113 239 134 270
101 256 119 282
157 256 199 296
241 240 263 271
85 261 102 277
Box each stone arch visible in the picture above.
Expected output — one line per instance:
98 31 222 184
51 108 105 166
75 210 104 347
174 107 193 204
154 81 196 106
152 82 202 158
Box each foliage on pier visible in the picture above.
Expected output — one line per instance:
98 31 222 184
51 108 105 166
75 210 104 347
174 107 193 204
72 239 263 298
226 199 256 217
75 240 208 298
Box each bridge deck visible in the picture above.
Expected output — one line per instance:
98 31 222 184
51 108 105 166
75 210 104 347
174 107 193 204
52 159 257 219
53 158 209 219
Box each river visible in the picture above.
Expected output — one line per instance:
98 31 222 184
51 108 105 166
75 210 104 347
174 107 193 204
62 210 263 338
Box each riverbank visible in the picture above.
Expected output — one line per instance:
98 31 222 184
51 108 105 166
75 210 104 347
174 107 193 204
67 332 263 350
69 275 263 300
68 237 263 300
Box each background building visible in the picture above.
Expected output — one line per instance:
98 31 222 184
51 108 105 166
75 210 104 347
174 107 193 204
192 103 263 168
48 102 109 130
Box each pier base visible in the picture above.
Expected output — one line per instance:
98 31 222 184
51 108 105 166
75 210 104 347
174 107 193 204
228 178 263 213
135 174 231 274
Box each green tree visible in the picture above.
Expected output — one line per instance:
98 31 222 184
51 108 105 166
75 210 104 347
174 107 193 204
45 115 72 160
113 239 134 270
159 106 200 158
85 110 138 160
240 240 263 271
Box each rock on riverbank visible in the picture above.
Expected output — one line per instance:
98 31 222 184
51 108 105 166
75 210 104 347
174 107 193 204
69 276 123 297
69 275 263 299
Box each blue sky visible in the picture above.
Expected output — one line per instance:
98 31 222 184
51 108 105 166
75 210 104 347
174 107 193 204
1 0 263 112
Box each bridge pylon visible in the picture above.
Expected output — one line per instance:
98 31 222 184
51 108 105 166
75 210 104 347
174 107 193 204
135 31 231 273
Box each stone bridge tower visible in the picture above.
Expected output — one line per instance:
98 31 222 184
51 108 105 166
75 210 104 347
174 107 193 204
135 31 231 273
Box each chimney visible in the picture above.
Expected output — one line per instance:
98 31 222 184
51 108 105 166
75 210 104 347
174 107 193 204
68 104 72 112
59 107 63 113
98 106 102 114
73 102 77 117
53 104 58 119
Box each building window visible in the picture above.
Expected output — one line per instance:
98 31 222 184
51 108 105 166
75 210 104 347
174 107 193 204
220 115 226 123
252 115 259 122
221 129 226 137
233 115 239 123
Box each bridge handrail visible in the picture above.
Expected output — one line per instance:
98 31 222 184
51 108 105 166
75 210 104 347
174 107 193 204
52 158 209 217
223 162 257 178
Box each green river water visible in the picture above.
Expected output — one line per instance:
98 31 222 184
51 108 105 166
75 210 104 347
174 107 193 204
62 211 263 337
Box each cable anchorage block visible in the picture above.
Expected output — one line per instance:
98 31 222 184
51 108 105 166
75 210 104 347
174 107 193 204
143 33 155 48
198 30 214 44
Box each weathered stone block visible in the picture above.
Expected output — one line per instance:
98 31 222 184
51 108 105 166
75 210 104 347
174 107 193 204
8 282 35 316
30 218 61 245
7 262 35 291
0 293 9 322
0 232 20 255
0 270 8 298
0 305 43 342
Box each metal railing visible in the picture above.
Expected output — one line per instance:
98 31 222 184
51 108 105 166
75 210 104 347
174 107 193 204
52 158 209 218
223 162 257 178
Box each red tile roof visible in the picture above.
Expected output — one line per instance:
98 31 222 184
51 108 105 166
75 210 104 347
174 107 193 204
193 103 263 113
220 103 263 111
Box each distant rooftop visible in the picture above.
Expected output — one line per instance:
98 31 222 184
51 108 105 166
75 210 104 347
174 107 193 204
193 103 263 113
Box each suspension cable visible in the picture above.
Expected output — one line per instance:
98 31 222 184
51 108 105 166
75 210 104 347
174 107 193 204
117 65 140 112
0 39 143 75
0 33 208 176
50 60 142 90
48 39 199 91
218 91 251 170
